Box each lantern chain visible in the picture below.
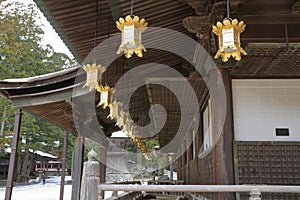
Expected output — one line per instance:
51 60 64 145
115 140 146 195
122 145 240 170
226 0 230 18
93 0 99 64
131 0 134 17
105 17 111 83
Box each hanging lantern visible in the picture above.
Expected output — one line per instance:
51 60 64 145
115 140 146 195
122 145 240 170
143 153 152 160
212 18 246 62
83 64 106 91
123 116 133 133
96 85 114 109
116 110 125 128
108 101 123 120
116 15 148 58
127 125 134 138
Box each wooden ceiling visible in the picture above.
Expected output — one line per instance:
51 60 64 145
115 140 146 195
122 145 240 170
1 0 300 149
34 0 300 76
35 0 195 63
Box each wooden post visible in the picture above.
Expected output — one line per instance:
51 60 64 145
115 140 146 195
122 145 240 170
209 68 235 199
178 150 182 180
71 135 84 200
169 155 174 181
194 112 202 158
186 138 191 184
195 113 203 185
221 68 235 198
99 145 107 184
59 132 68 200
99 145 107 199
181 146 185 181
249 189 261 200
5 109 22 200
220 68 235 185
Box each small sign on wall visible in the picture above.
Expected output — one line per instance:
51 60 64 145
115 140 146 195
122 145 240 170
275 128 290 136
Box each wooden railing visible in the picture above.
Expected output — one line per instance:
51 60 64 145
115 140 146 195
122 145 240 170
147 180 184 196
98 184 300 200
81 150 300 200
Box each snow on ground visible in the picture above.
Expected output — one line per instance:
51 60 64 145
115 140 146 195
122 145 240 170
0 176 115 200
0 176 72 200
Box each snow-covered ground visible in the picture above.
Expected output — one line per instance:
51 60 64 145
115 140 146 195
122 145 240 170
0 176 72 200
0 176 116 200
1 172 178 199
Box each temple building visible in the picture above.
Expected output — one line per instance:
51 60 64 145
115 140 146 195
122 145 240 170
1 0 300 199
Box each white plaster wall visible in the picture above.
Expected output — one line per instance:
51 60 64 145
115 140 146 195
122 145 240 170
232 79 300 141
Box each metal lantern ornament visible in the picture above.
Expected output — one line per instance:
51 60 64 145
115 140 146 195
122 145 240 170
83 64 106 91
96 84 114 109
83 1 106 91
212 18 246 62
116 15 148 58
108 101 123 120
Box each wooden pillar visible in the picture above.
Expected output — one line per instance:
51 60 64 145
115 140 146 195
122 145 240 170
59 132 68 200
168 154 174 181
209 68 235 199
195 112 203 185
71 135 84 200
181 145 185 182
178 151 182 180
187 134 192 163
194 112 202 158
186 134 193 184
5 109 22 200
220 68 235 184
99 145 107 184
99 144 107 199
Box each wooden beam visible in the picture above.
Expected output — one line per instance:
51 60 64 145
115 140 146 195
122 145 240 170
238 14 300 24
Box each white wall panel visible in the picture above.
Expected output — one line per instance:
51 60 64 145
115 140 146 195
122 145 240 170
232 79 300 141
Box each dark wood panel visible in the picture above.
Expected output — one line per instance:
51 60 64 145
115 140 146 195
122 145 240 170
234 141 300 200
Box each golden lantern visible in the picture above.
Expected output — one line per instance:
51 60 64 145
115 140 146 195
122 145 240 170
116 15 148 58
96 85 114 109
143 153 152 160
83 64 106 91
116 110 125 128
108 101 123 120
123 116 133 133
127 125 136 138
212 18 246 62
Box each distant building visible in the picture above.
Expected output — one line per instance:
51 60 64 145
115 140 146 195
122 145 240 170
0 154 9 179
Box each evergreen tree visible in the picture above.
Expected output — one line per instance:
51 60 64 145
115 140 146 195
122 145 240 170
0 1 75 181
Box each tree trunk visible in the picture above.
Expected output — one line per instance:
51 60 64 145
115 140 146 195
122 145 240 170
27 153 34 178
0 107 6 136
20 150 29 182
16 153 22 182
